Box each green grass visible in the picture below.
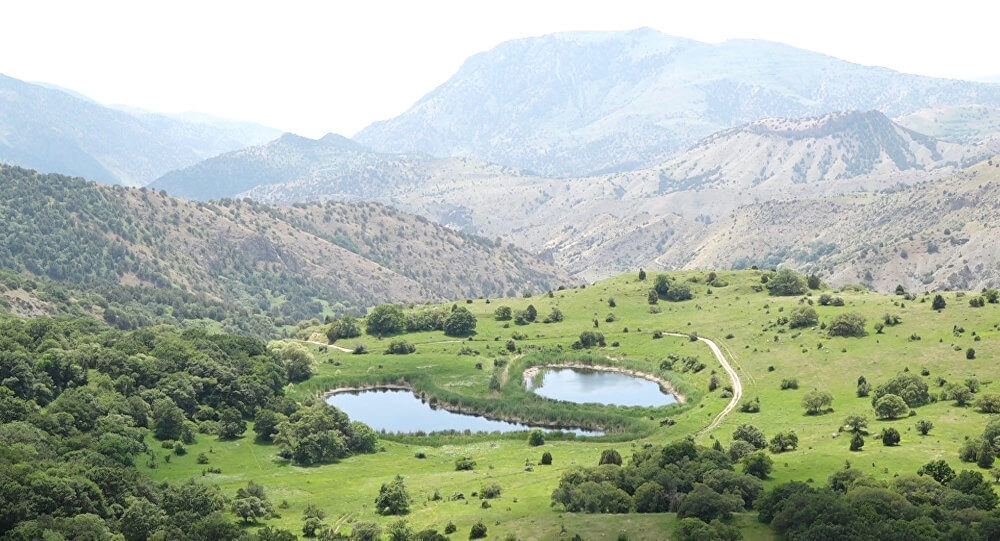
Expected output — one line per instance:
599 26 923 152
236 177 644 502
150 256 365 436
143 270 1000 538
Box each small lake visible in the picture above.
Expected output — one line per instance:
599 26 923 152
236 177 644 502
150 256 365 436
325 388 601 436
526 367 677 407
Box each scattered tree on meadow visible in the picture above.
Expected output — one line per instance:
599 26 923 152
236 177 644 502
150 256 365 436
801 390 834 415
932 294 947 310
365 304 407 336
375 475 412 516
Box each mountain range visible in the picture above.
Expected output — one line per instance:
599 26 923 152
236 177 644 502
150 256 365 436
355 28 1000 177
0 73 280 186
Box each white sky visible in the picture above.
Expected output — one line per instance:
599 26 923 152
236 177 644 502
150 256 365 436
3 0 999 138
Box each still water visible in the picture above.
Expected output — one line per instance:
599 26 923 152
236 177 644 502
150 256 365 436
325 388 601 435
526 367 677 407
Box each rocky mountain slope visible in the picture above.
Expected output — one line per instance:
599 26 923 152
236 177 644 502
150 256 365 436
0 74 280 186
354 28 1000 177
679 157 1000 292
0 165 571 328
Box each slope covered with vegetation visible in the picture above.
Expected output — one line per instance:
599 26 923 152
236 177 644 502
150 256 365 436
0 165 570 336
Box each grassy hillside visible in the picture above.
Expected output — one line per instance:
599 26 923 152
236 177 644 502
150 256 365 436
0 165 570 335
141 270 1000 538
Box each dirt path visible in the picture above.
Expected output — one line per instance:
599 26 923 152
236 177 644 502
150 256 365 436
665 332 743 435
303 339 352 352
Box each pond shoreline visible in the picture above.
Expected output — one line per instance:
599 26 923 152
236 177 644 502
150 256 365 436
522 363 686 404
322 383 606 435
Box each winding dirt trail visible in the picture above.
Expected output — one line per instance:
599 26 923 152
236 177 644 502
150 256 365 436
665 332 743 435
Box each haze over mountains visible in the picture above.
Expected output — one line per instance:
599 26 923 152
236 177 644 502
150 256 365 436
0 74 280 186
355 28 1000 177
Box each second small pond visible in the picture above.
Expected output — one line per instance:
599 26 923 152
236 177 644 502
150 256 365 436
525 367 678 407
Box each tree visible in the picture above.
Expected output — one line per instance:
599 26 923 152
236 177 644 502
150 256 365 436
120 498 165 541
948 470 999 510
978 394 1000 414
872 372 930 407
918 460 956 484
881 427 900 446
638 269 646 280
351 521 382 541
801 390 833 415
599 449 623 466
647 289 658 305
827 313 867 337
543 307 564 323
576 331 605 348
218 407 247 440
677 484 742 522
843 414 869 433
386 519 414 541
366 304 406 336
525 304 537 322
528 429 545 446
152 398 186 440
932 294 947 310
231 482 273 523
850 432 865 451
375 475 412 515
769 431 799 453
874 393 909 419
807 274 822 289
273 342 315 383
733 424 767 449
443 307 477 337
978 441 996 469
493 306 512 321
967 348 977 360
788 307 818 329
385 340 416 354
915 419 934 436
327 315 361 342
743 452 774 479
767 269 808 296
541 451 552 465
254 409 283 441
634 481 670 513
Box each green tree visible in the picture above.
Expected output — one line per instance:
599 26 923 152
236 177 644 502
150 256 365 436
767 269 808 296
366 304 406 336
528 429 545 446
638 269 646 280
443 307 477 337
850 432 865 451
743 452 774 479
917 459 955 484
874 393 909 419
152 398 186 440
633 481 669 513
327 315 361 342
677 484 742 522
493 306 512 321
525 304 537 322
469 520 488 539
788 306 818 328
932 294 947 310
978 441 996 469
231 481 273 524
881 427 900 446
827 313 867 337
375 475 412 515
254 409 283 441
218 407 247 440
733 424 767 449
915 419 934 436
120 497 165 541
599 449 622 466
801 390 834 415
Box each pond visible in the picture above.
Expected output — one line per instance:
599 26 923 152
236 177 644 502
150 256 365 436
525 367 678 407
325 388 601 436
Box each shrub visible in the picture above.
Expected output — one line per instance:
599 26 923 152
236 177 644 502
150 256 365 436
739 397 760 413
780 378 799 390
540 452 552 465
599 449 623 466
543 308 564 323
366 304 406 336
768 431 798 453
454 457 476 471
197 452 209 464
375 476 411 515
468 521 488 539
742 452 773 479
385 340 416 355
479 483 502 499
327 315 361 342
352 343 368 355
967 348 976 360
881 427 900 446
850 432 865 451
788 307 818 328
932 294 946 310
872 372 930 407
767 269 808 296
528 429 545 447
493 306 512 321
575 331 605 349
978 394 1000 414
444 522 457 535
732 424 767 449
827 313 867 337
915 419 933 435
443 307 477 337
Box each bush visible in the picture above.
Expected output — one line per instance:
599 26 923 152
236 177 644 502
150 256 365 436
479 483 502 499
543 308 564 323
540 452 552 465
455 457 476 471
444 522 457 535
932 294 946 310
527 429 545 446
788 307 818 328
327 315 361 342
768 431 798 453
780 378 799 390
493 306 512 321
576 331 605 349
739 396 760 413
375 475 411 515
850 432 865 451
967 348 976 360
743 452 773 479
599 449 622 466
915 419 934 435
978 394 1000 414
732 424 767 449
443 307 477 337
881 427 901 446
827 313 867 337
469 521 488 539
385 340 416 355
872 372 930 407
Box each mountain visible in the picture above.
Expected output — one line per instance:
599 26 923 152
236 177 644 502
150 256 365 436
895 105 1000 144
678 156 1000 291
151 132 525 202
0 164 571 333
354 28 1000 177
0 74 281 186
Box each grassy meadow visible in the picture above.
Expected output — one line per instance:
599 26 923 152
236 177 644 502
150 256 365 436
141 270 1000 539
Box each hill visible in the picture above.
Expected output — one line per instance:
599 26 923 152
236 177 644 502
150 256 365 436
0 165 571 334
0 74 280 186
355 28 1000 177
150 132 525 202
896 105 1000 144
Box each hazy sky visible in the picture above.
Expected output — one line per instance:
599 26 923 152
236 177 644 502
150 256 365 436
4 0 999 137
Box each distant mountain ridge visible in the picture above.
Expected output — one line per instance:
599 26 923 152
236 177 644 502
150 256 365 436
0 73 281 186
354 28 1000 177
